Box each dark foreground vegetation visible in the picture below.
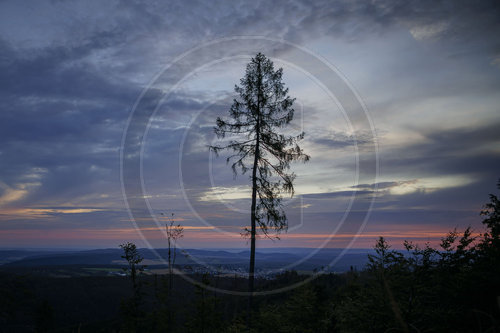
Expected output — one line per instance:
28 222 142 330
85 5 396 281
1 182 500 332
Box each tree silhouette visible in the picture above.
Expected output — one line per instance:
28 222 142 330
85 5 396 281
159 212 183 331
333 181 500 332
120 242 144 289
119 242 145 331
480 179 500 243
210 53 309 313
162 212 184 291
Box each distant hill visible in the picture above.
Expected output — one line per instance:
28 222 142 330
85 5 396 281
0 248 372 272
0 249 79 265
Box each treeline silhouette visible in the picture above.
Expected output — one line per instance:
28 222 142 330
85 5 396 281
1 181 499 332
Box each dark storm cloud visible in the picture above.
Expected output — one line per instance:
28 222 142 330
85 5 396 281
329 0 499 43
378 122 500 179
0 36 220 208
341 122 500 229
0 36 133 99
362 179 495 236
291 178 494 236
314 131 375 150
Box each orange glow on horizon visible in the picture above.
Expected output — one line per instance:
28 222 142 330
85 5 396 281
0 224 482 249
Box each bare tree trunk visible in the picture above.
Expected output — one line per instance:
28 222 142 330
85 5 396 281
168 237 172 290
248 143 258 317
248 59 262 328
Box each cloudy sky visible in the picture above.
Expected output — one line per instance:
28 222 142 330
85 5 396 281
1 0 499 250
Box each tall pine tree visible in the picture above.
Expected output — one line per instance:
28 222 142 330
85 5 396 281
210 53 309 312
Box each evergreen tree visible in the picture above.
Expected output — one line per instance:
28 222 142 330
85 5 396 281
480 179 500 247
210 53 309 311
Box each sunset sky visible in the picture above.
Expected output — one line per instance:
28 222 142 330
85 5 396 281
1 0 499 250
